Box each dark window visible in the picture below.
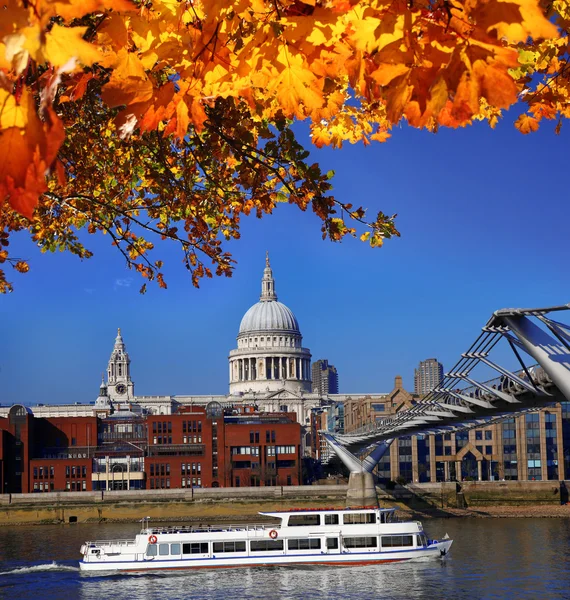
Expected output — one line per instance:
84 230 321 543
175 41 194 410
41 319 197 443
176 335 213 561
325 514 339 525
381 535 414 548
343 537 377 548
288 514 320 527
326 538 339 549
250 540 283 552
288 538 321 550
183 542 209 554
213 541 246 553
343 513 376 525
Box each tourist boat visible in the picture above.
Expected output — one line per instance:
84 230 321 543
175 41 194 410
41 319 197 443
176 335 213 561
79 507 452 573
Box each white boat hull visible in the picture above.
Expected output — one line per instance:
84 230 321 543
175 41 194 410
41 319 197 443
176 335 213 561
79 541 452 573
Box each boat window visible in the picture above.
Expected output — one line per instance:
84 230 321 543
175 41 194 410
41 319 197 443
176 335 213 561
171 543 181 555
326 538 339 549
213 541 246 553
381 535 414 548
183 542 209 554
250 540 284 552
417 534 428 547
288 514 320 527
159 544 170 556
343 536 377 549
324 514 339 525
343 513 376 525
146 545 158 557
287 538 321 550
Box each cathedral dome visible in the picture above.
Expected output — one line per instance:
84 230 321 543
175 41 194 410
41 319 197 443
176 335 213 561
239 301 299 334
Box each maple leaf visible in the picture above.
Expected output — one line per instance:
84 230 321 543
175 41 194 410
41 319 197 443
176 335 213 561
515 113 540 133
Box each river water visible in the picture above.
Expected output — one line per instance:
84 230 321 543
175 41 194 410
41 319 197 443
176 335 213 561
0 518 569 599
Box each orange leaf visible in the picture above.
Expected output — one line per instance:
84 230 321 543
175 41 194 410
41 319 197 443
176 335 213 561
515 113 540 133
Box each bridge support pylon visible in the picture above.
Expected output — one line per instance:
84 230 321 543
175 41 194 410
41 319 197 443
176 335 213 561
346 471 378 508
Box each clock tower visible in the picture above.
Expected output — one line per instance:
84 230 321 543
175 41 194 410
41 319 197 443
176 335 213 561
107 328 135 402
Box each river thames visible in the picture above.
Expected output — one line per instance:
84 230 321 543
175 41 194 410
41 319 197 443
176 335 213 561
1 518 569 599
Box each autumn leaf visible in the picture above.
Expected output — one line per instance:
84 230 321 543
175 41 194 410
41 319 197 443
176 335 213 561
515 113 540 133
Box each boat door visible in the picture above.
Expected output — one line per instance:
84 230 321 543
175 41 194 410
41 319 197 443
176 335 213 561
324 536 340 555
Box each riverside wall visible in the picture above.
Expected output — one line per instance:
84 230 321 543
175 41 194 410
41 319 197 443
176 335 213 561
0 481 568 525
0 485 349 525
401 480 567 508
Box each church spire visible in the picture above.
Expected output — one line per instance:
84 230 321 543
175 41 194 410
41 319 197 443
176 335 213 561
260 252 277 301
114 327 125 350
107 327 134 399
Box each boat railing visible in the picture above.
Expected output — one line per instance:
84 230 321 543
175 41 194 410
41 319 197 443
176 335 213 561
143 523 279 535
85 539 138 548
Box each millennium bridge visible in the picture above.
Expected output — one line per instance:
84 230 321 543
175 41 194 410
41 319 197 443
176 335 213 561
323 304 570 504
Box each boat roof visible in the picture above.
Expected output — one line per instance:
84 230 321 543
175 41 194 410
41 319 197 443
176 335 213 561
259 506 396 515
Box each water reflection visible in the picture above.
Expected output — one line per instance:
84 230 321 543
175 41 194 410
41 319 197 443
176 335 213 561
77 561 450 600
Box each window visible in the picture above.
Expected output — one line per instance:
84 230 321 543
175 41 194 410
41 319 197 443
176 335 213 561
250 540 283 552
475 431 483 440
288 514 320 527
343 537 377 548
325 514 339 525
146 545 158 556
485 431 493 440
326 538 339 549
288 539 321 550
171 543 181 555
213 541 246 553
343 513 376 525
381 535 414 548
183 542 209 554
159 544 170 556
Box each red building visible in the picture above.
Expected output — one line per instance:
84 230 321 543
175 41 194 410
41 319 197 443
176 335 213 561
0 402 302 493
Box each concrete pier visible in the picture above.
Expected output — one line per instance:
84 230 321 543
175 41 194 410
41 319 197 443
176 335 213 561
346 472 378 507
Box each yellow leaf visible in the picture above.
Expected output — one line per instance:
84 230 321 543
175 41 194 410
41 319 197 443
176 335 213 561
43 25 101 68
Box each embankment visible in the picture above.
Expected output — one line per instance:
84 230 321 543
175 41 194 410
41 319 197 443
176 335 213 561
1 481 569 525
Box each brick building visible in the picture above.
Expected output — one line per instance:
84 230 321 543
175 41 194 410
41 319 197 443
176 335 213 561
0 402 301 494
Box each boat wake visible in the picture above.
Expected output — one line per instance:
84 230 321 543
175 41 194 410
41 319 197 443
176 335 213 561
0 562 80 576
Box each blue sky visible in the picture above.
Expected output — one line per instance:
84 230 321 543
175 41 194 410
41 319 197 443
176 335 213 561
1 114 569 406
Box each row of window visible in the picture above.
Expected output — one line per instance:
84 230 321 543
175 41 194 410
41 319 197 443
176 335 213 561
183 421 202 434
146 534 422 557
66 466 87 478
231 445 295 456
288 512 377 527
181 478 202 487
66 480 87 491
33 482 54 492
149 478 170 489
149 463 170 476
181 463 201 475
152 421 172 434
33 466 55 479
